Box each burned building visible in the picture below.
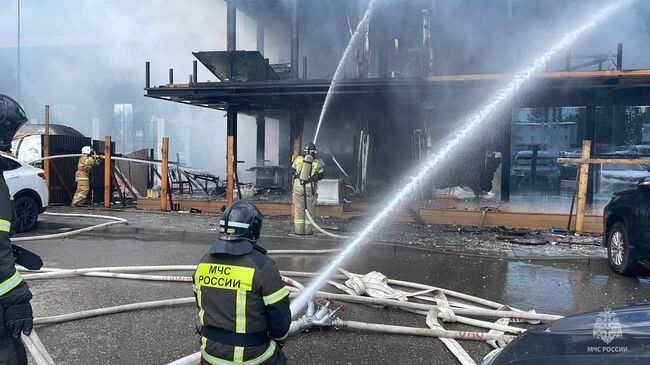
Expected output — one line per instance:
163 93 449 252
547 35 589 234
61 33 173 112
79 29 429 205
145 0 650 216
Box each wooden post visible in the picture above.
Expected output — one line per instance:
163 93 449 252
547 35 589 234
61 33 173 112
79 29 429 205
104 136 111 208
575 140 591 233
43 105 50 196
161 137 169 211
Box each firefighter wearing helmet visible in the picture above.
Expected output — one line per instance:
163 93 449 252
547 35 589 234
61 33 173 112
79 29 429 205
0 95 34 365
291 142 324 235
71 145 102 207
193 201 291 364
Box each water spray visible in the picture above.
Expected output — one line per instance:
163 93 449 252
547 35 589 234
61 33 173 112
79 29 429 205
312 0 377 145
290 0 633 316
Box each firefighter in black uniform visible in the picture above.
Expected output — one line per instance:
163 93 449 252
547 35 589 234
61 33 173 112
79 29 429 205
0 95 34 365
194 201 291 364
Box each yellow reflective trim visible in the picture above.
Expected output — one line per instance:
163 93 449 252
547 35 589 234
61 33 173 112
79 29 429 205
195 263 255 291
293 219 305 224
202 340 276 365
0 219 10 233
0 270 23 297
263 287 289 306
235 290 246 333
195 284 205 325
233 346 244 362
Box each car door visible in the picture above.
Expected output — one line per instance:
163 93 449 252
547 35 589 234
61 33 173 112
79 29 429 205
634 188 650 257
1 155 23 194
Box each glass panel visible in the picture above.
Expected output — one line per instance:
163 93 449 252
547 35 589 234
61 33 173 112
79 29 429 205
510 107 582 211
593 106 650 204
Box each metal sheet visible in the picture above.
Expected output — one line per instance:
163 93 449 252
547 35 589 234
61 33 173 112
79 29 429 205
193 51 280 82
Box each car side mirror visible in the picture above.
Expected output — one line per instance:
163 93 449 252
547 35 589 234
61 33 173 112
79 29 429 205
638 178 650 190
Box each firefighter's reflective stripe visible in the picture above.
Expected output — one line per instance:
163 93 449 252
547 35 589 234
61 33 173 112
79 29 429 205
0 270 22 297
235 290 247 333
0 218 10 232
195 263 255 291
263 287 289 306
201 337 277 365
233 347 244 362
194 283 205 325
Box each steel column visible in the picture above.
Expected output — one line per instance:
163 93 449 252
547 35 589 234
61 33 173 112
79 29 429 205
585 105 596 204
227 0 236 51
291 0 299 79
500 109 512 202
104 136 112 208
226 108 237 205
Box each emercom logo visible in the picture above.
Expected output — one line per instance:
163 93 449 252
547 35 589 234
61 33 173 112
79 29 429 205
593 307 622 345
586 307 627 354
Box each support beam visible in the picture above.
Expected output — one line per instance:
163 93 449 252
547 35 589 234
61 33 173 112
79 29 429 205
616 43 623 70
256 14 264 55
575 140 591 233
160 136 169 211
104 136 112 208
43 105 50 197
290 111 303 161
584 105 596 204
256 112 265 168
500 109 512 202
226 108 237 205
227 0 236 51
291 0 299 80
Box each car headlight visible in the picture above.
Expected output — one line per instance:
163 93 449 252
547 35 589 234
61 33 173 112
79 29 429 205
480 349 503 365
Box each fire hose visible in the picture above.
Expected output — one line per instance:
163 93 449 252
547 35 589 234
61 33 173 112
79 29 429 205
18 264 562 365
12 212 127 242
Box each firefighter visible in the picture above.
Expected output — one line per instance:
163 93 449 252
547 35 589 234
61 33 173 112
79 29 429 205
193 201 291 365
291 142 324 235
71 146 102 207
0 95 33 365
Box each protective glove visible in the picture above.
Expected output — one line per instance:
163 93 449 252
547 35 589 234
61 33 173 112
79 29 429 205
4 302 33 338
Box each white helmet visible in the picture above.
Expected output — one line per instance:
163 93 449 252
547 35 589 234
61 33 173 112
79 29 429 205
81 146 93 155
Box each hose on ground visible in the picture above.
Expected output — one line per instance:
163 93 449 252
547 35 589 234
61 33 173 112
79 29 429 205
12 212 127 242
304 209 352 239
22 330 56 365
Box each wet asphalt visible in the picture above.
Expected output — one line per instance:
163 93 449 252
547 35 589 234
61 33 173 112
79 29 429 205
14 216 650 365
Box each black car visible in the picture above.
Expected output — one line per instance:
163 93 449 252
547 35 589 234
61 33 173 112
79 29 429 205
603 177 650 275
480 303 650 365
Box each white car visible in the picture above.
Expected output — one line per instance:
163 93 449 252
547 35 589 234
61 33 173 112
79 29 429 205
1 152 48 232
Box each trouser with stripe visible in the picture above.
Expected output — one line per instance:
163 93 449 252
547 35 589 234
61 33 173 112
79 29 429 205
72 178 90 206
292 183 316 235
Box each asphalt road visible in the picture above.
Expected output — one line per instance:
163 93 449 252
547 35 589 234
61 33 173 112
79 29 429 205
15 217 650 365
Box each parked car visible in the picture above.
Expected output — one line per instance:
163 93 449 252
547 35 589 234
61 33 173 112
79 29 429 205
480 302 650 364
511 151 561 191
603 177 650 275
0 152 48 232
599 163 650 195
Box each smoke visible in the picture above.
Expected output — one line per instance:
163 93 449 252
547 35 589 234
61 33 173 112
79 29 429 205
0 0 648 183
0 0 286 180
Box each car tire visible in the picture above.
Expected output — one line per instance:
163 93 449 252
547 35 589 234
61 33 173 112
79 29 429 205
13 195 39 233
607 222 636 276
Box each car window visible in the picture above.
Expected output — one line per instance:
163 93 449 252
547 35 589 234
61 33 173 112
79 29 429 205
0 156 22 171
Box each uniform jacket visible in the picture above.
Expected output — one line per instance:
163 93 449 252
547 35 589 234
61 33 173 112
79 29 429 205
75 155 100 182
0 171 32 307
291 155 324 190
194 239 291 364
